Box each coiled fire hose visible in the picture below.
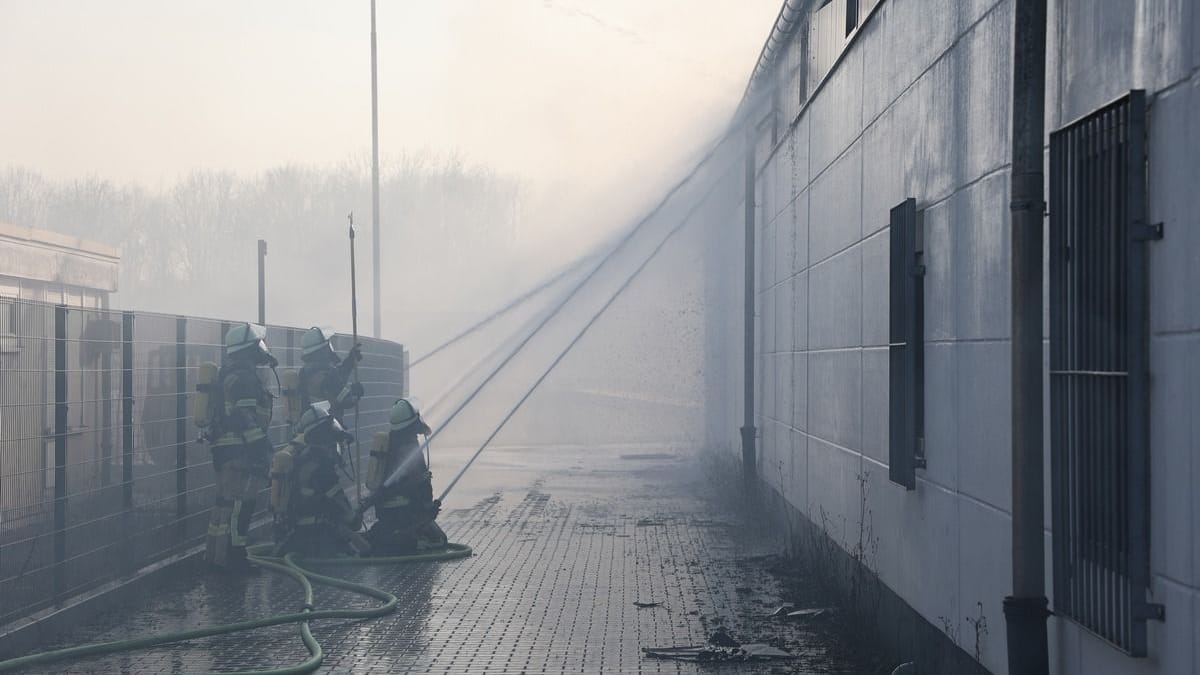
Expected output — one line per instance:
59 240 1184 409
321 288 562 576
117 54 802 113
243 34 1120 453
0 543 471 674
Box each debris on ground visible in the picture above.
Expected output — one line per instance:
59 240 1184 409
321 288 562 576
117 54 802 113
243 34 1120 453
767 605 796 617
632 601 661 608
891 662 916 675
643 630 793 662
707 630 739 647
785 607 834 621
642 644 792 662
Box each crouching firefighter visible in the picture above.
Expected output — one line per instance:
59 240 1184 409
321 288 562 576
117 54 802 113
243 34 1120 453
271 401 370 558
281 327 363 431
196 323 277 574
361 398 448 555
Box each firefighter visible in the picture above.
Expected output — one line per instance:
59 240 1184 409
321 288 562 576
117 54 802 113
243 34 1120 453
203 322 277 574
364 398 447 555
297 327 363 425
271 401 369 558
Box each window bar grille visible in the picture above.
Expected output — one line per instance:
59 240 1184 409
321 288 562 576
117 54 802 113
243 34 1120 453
1049 89 1162 656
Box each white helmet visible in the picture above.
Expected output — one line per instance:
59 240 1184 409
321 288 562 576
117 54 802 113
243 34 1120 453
300 326 335 359
224 323 271 362
390 398 431 434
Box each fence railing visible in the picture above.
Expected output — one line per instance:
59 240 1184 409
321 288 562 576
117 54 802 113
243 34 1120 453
0 298 407 628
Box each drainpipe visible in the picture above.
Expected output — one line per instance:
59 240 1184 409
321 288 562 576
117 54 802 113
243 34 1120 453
740 127 758 488
1005 0 1050 673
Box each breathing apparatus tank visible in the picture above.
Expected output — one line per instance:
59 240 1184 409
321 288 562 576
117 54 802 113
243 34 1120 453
193 362 220 441
366 431 389 493
270 443 296 514
280 368 303 431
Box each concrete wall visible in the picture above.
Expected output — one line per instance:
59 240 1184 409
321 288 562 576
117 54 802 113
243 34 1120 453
706 0 1199 673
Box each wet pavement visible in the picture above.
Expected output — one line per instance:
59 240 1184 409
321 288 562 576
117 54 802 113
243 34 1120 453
16 443 885 674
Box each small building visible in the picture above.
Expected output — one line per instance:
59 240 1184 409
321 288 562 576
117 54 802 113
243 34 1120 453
0 223 120 530
0 222 119 307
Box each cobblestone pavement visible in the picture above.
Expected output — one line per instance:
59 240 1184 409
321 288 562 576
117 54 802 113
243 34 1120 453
18 444 882 674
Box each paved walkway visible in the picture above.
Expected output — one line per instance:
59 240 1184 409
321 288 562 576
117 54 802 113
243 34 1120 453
21 443 882 674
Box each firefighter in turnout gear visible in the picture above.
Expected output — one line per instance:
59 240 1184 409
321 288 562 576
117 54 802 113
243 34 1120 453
364 398 447 555
296 327 363 427
204 323 277 573
271 402 369 558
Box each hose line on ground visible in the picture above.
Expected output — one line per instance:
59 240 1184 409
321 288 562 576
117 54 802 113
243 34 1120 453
0 543 471 675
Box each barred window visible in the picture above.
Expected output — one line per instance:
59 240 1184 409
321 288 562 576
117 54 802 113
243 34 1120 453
1049 90 1163 656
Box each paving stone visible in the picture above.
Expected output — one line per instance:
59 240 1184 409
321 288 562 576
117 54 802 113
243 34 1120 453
21 445 880 674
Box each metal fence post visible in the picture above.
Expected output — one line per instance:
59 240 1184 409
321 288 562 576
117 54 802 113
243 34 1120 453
176 317 188 544
53 304 68 601
121 311 134 574
100 309 113 489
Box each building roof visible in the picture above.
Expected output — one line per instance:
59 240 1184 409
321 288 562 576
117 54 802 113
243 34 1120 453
0 222 120 292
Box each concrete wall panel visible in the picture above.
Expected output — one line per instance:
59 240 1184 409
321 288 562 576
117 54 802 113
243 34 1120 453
793 271 809 351
861 0 960 125
862 63 956 235
776 208 795 287
808 46 864 175
861 346 889 466
923 199 956 342
808 348 863 451
776 276 794 354
793 351 809 432
1149 77 1200 334
1194 338 1200 590
958 498 1011 674
1149 335 1197 585
806 436 862 536
810 141 864 264
791 116 811 198
792 190 810 275
1056 0 1193 125
786 429 807 511
778 352 795 428
953 172 1011 341
810 246 863 350
955 340 1011 512
862 229 889 348
773 146 794 225
870 470 961 641
923 341 959 491
957 3 1013 182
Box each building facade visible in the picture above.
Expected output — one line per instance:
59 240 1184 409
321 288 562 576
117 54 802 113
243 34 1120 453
699 1 1198 673
0 223 120 523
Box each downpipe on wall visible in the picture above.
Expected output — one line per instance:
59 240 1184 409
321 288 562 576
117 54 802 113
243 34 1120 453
740 129 757 490
1005 0 1050 673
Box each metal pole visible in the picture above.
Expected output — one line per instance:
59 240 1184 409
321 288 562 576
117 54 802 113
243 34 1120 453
175 317 188 544
257 239 267 325
1005 0 1050 672
740 129 757 488
370 0 382 339
53 304 67 601
121 311 134 575
349 213 362 502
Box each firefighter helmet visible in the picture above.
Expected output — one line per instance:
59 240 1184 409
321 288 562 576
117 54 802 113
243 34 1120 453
390 398 430 434
300 326 335 359
225 323 271 360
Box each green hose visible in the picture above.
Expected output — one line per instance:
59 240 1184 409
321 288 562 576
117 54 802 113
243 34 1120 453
0 543 472 674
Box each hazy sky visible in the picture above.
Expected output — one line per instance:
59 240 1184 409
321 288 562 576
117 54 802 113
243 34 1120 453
1 1 779 196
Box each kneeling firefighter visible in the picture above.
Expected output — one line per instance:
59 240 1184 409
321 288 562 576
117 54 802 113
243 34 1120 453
197 323 277 573
362 399 447 555
271 401 369 558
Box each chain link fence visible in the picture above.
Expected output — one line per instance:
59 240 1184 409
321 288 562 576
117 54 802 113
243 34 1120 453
0 298 407 628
